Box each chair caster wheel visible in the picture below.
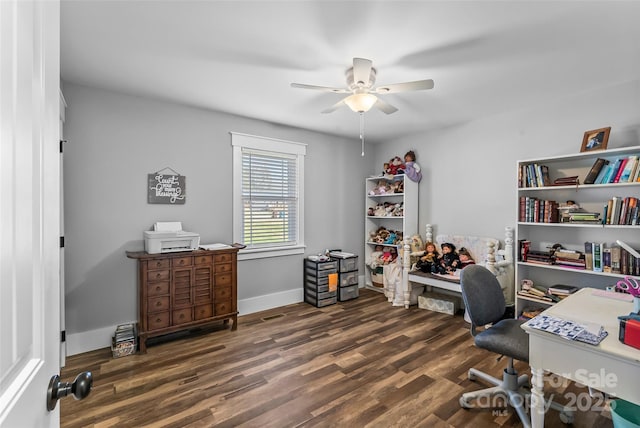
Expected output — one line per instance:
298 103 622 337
460 396 471 409
559 410 574 424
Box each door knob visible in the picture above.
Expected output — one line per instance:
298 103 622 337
47 371 93 411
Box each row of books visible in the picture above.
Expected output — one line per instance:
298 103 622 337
519 163 550 188
518 197 560 223
518 240 640 275
584 155 640 185
603 196 639 225
584 242 640 275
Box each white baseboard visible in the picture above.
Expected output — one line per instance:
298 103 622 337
65 288 305 357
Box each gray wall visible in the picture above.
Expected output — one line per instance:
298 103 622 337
375 80 640 240
62 82 371 354
63 78 640 355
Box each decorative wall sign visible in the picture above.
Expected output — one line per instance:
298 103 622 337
148 167 186 204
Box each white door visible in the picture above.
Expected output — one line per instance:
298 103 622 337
0 1 62 427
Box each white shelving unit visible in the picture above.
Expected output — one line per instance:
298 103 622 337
515 145 640 315
364 174 418 290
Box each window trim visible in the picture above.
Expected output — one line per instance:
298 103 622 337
231 132 306 260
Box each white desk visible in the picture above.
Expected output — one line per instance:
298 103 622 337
522 288 640 428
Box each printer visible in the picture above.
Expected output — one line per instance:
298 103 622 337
144 222 200 254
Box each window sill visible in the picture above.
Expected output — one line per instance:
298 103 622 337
238 245 306 261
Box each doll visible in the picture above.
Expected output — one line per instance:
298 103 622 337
438 242 460 274
458 247 476 269
416 242 439 273
368 245 385 268
403 150 422 183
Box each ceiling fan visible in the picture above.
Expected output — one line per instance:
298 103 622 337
291 57 434 114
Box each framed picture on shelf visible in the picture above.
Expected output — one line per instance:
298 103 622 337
580 127 611 152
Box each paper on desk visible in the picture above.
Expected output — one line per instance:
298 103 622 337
199 243 232 250
527 314 608 345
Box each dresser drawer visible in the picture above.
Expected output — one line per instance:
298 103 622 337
194 254 213 265
215 262 232 273
215 273 232 286
148 296 169 312
147 312 170 330
147 259 170 270
215 285 231 300
194 304 213 320
172 256 193 268
172 308 193 325
215 301 232 315
214 253 233 263
147 270 170 282
147 281 169 297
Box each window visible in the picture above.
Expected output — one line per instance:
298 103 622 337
232 133 306 260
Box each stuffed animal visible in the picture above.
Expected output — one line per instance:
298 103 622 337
368 180 389 195
385 232 397 245
403 150 422 183
367 245 385 268
385 156 405 176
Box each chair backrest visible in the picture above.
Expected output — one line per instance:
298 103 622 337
460 265 506 329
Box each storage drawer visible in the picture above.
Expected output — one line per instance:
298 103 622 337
304 293 336 308
339 271 358 287
172 308 193 325
305 274 329 286
305 282 330 293
304 259 338 271
338 284 359 301
194 254 213 265
147 259 170 270
214 253 233 263
336 256 358 272
147 281 169 297
172 256 193 268
215 273 232 286
194 304 213 320
215 263 232 273
215 300 232 315
215 285 231 300
147 269 170 282
147 312 170 330
305 267 336 279
148 296 170 312
305 288 336 301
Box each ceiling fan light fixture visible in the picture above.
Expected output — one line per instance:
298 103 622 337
344 93 378 113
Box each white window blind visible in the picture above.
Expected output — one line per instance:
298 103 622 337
232 133 306 260
241 148 297 247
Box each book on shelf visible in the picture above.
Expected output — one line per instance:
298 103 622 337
611 245 622 274
583 158 608 184
603 247 612 272
551 176 579 186
517 290 554 302
620 156 639 182
592 242 603 272
547 284 579 295
593 162 611 184
584 242 593 270
612 157 629 183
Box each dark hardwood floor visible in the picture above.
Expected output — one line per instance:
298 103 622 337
61 289 613 427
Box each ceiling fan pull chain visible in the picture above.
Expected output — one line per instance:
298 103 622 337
360 112 365 157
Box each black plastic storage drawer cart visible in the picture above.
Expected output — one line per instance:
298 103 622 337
333 254 359 301
304 258 338 307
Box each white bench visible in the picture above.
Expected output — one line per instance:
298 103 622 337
385 224 514 309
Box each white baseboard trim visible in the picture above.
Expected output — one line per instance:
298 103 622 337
66 288 305 357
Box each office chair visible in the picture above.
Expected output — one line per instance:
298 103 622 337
458 265 574 427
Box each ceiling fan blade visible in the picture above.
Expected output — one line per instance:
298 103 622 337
321 99 346 114
352 58 373 87
291 83 349 93
374 79 434 94
374 98 398 115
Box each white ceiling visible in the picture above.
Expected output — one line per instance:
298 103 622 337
61 1 640 143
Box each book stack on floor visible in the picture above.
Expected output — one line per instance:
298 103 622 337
112 323 137 358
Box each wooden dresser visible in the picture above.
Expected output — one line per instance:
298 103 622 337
126 248 239 352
